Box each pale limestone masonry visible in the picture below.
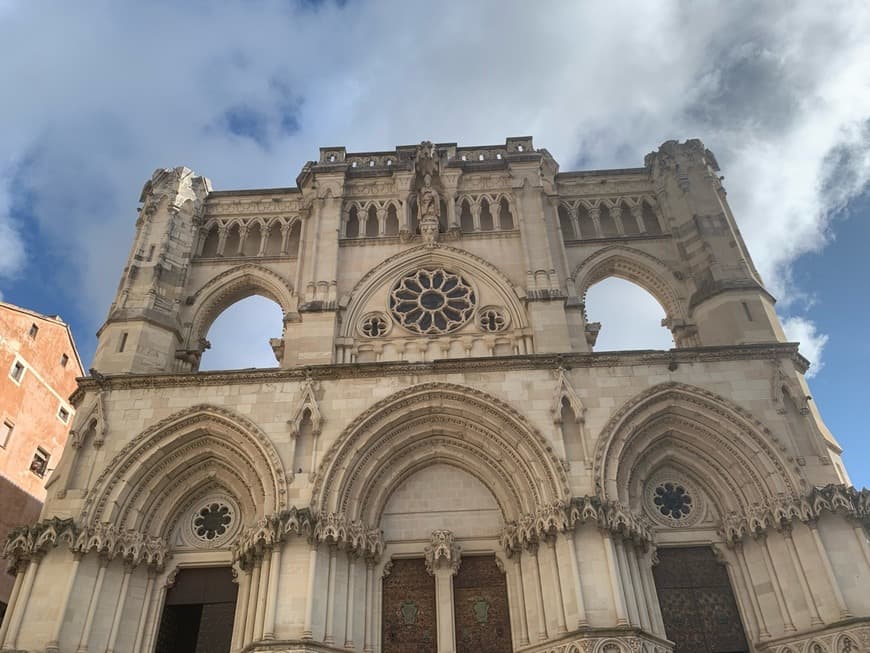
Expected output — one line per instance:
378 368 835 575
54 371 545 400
2 138 869 653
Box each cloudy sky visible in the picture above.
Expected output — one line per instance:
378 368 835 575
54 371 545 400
1 1 868 484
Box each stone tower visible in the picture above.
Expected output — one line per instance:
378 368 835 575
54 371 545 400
2 138 868 653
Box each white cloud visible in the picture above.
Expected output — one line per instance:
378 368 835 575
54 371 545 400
781 316 830 377
0 1 867 363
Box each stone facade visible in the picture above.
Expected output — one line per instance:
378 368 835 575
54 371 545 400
0 303 82 614
2 138 869 653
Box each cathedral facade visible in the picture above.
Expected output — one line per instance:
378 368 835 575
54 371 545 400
2 137 869 653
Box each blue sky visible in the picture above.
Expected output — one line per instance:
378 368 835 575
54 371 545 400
0 1 868 485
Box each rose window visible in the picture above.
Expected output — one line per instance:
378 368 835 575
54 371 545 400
390 269 475 334
653 482 692 520
479 308 507 332
193 502 234 541
361 313 389 337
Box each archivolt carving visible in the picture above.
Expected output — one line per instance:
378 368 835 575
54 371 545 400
81 404 287 531
339 244 527 340
311 383 569 532
595 382 806 542
185 263 297 349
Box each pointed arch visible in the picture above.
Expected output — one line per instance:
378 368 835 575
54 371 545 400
572 245 689 323
338 244 528 338
311 383 569 528
593 383 802 520
81 404 288 536
185 263 296 350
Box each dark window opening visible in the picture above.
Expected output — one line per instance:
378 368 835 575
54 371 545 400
118 332 128 353
60 353 69 367
10 361 24 383
30 447 50 478
28 323 38 338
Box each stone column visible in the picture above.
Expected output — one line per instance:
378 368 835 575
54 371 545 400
757 534 796 632
1 556 39 650
254 548 272 640
0 562 25 647
735 542 770 640
626 544 652 631
782 526 823 625
344 552 357 648
244 556 262 645
602 532 630 626
510 555 530 645
561 530 588 628
264 545 282 639
133 569 157 653
855 524 870 570
613 537 640 626
425 530 461 653
639 549 665 636
105 563 133 653
76 556 109 653
324 545 338 645
46 553 82 652
528 543 549 641
631 204 645 233
302 543 318 639
545 537 568 633
808 521 851 619
216 226 228 256
588 207 602 238
363 558 375 653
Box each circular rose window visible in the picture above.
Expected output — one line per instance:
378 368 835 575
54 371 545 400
193 502 234 541
390 269 476 334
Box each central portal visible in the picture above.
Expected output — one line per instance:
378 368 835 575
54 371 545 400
453 555 512 653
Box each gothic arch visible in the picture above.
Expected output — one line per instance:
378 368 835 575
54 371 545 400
185 263 297 349
593 383 802 521
338 244 528 339
572 245 689 323
81 405 288 537
311 383 569 529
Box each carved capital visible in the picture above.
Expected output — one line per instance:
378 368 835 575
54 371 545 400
424 529 461 576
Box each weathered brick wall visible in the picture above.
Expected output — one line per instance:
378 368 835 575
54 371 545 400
382 558 436 653
453 555 511 653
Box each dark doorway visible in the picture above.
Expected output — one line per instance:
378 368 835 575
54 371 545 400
382 558 436 653
653 547 749 653
453 555 512 653
155 567 238 653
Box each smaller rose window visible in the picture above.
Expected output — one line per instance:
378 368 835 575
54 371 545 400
390 269 475 335
361 313 389 337
479 308 507 332
653 482 692 520
193 502 233 541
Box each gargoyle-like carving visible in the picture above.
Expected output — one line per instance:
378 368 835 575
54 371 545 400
424 529 461 576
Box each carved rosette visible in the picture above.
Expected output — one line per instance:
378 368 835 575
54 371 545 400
424 529 461 576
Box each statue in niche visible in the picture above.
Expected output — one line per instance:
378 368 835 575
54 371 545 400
414 141 443 246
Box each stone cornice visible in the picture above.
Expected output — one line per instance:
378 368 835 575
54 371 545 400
72 343 805 401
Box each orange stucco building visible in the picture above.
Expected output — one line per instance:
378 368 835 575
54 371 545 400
0 302 82 616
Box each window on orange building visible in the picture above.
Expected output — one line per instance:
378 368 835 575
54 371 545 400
30 448 50 478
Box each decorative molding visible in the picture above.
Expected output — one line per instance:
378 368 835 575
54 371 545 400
288 377 323 438
71 344 806 401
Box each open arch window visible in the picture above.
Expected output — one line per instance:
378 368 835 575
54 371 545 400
198 295 285 370
583 278 674 351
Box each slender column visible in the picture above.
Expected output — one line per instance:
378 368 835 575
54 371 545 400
236 226 249 256
216 226 228 256
626 544 652 631
757 535 796 632
45 553 82 652
254 549 271 640
244 557 262 645
545 538 568 633
105 564 133 653
855 524 870 570
735 543 770 639
2 557 39 650
264 545 282 639
0 563 25 647
511 555 530 645
363 559 374 653
230 568 251 652
257 227 269 256
808 521 851 618
562 531 588 628
638 550 665 636
142 581 168 653
602 532 630 626
344 553 357 648
614 538 640 626
132 570 156 653
302 544 318 639
529 544 548 641
588 207 602 238
280 223 291 255
782 527 823 625
569 207 581 241
471 201 481 231
631 205 645 233
324 545 338 644
433 565 457 653
77 557 109 653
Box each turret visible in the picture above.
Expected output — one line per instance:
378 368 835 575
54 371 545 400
92 167 211 373
646 140 786 345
